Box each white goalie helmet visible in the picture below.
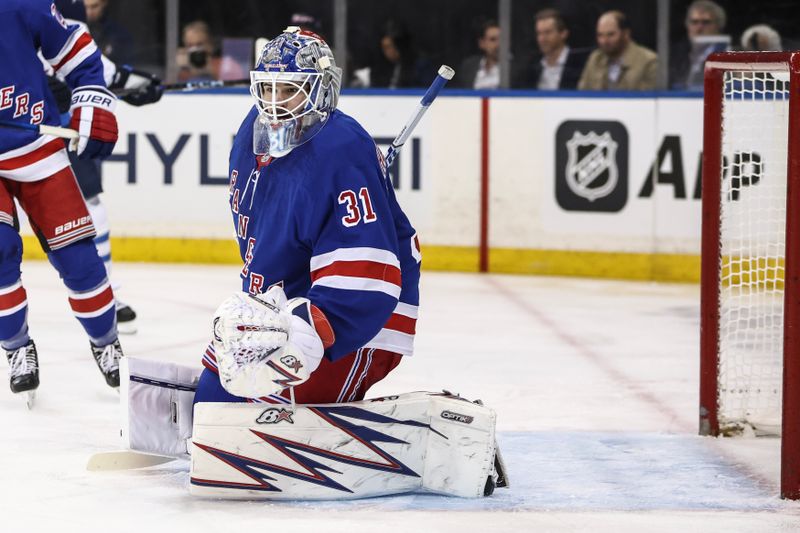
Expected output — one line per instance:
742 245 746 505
250 26 343 158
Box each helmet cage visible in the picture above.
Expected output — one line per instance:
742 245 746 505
249 71 325 124
249 28 342 157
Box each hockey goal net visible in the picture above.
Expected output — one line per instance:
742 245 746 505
700 51 800 499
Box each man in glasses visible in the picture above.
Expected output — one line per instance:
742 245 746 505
669 0 729 90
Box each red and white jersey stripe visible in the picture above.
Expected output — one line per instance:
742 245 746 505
0 135 70 182
309 247 402 299
202 343 218 372
364 301 417 356
0 280 28 317
68 281 114 318
44 28 97 78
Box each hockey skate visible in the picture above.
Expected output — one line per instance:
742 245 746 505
91 339 124 388
6 339 39 409
115 300 137 335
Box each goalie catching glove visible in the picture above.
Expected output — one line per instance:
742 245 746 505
211 286 334 398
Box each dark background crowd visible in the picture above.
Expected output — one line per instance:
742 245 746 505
85 0 800 91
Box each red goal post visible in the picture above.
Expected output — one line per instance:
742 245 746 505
699 51 800 500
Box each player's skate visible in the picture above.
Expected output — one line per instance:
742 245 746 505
91 339 124 388
6 339 39 409
115 299 137 335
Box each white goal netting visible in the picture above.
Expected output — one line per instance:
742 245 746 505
717 70 790 435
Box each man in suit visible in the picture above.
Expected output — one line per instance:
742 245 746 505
578 10 658 91
669 0 728 90
512 9 589 90
457 20 501 89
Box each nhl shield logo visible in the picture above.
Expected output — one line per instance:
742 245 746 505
565 131 618 202
555 120 628 212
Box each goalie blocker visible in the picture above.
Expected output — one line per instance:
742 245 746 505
120 357 508 499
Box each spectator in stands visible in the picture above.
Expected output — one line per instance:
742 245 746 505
85 0 133 64
368 21 435 88
177 21 216 81
176 21 246 82
513 9 589 90
669 1 728 90
578 10 657 91
457 20 501 89
740 24 782 51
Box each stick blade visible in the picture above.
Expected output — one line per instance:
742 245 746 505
86 451 176 471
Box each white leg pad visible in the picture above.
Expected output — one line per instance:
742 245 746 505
190 391 498 500
120 357 202 458
422 395 497 496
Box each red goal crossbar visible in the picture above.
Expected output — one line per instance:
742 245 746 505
699 51 800 500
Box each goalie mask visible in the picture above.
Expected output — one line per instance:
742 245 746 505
251 27 342 158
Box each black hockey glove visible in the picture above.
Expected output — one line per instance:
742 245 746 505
111 64 164 107
46 75 72 114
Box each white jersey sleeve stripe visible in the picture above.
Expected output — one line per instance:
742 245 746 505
57 41 99 78
311 276 402 299
310 247 400 271
364 330 415 356
44 27 87 66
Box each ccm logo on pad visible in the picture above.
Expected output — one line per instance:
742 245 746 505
440 410 473 424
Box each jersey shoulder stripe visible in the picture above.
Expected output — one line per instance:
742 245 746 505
47 28 96 77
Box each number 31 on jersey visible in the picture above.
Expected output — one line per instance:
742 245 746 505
338 187 377 227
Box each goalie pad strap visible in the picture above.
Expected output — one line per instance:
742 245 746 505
189 391 497 499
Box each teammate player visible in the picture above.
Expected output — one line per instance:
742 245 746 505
195 27 420 405
0 0 125 398
49 0 164 334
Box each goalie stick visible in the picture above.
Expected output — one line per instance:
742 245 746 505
86 450 178 471
385 65 454 167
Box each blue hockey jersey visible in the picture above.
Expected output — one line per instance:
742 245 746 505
225 108 421 362
0 0 105 163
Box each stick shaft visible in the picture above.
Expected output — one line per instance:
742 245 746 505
385 65 454 167
160 78 250 93
0 120 78 139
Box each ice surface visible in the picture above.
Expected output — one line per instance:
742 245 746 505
1 263 799 532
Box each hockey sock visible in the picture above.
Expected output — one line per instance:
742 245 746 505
0 224 30 349
85 196 113 276
48 239 117 345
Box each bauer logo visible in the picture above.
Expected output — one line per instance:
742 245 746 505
256 408 294 424
555 120 629 212
440 410 474 424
